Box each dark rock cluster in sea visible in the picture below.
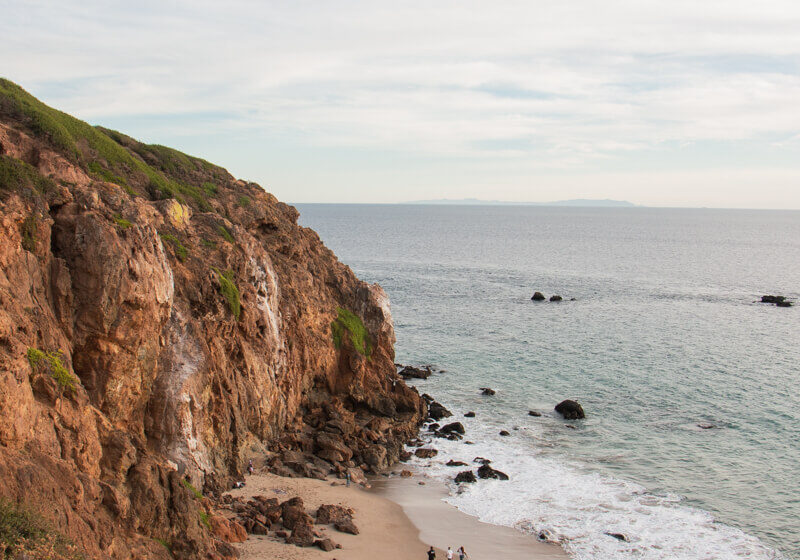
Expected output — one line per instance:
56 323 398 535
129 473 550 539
760 295 793 307
531 291 575 301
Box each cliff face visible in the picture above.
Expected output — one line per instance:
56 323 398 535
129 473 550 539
0 79 424 558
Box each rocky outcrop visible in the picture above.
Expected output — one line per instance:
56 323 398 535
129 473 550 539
555 399 585 419
0 79 425 558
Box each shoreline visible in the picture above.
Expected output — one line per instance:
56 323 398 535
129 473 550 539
228 472 566 559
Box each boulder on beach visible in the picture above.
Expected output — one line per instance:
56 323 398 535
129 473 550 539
440 422 466 435
528 410 542 417
477 464 509 480
550 295 563 301
531 291 546 301
480 387 496 396
555 399 585 419
334 519 360 535
315 538 338 551
455 470 477 483
316 504 354 525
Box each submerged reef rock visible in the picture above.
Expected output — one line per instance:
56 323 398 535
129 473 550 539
0 79 425 559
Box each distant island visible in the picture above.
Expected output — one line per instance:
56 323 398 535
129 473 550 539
406 198 637 207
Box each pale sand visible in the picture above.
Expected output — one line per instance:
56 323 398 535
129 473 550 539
228 473 566 560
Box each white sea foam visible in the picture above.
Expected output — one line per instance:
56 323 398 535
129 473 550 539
407 414 785 560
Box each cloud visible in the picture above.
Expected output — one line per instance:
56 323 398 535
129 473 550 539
2 0 799 205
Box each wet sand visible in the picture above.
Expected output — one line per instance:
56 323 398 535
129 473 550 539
230 472 566 560
372 476 566 560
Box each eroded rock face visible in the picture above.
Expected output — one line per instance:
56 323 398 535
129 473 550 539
0 94 425 559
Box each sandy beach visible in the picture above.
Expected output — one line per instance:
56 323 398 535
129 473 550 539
228 472 566 560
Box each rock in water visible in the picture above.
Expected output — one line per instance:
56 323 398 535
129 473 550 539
499 430 510 436
477 464 509 480
440 422 466 435
414 448 438 459
480 387 496 396
550 295 563 301
531 291 546 301
446 459 468 467
464 411 476 417
399 365 432 379
455 471 477 483
428 401 453 420
528 410 542 417
555 399 585 419
605 532 629 542
761 295 785 303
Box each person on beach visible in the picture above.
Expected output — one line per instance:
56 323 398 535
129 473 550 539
247 459 254 474
458 546 467 560
446 547 453 560
427 546 436 560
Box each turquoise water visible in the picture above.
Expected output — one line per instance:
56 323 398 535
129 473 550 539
296 204 800 559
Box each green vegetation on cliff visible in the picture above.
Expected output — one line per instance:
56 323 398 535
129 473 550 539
0 78 227 213
331 307 372 357
0 155 55 196
212 268 241 320
26 348 78 393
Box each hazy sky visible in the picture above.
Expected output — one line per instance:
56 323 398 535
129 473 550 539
3 1 800 207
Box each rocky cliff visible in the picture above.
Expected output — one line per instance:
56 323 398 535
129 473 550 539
0 79 425 559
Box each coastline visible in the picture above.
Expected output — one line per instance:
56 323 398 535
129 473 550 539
229 472 566 559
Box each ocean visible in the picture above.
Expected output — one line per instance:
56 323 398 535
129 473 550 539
295 204 800 560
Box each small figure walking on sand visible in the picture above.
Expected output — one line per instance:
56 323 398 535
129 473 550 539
427 547 436 560
247 459 254 475
458 546 467 560
346 471 351 487
446 547 453 560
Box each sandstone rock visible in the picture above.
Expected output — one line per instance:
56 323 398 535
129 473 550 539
334 519 359 535
287 520 316 547
209 515 247 543
0 82 428 559
315 538 337 551
555 400 585 419
455 471 477 483
316 504 354 525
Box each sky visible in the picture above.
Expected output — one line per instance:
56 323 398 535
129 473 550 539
2 1 800 208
